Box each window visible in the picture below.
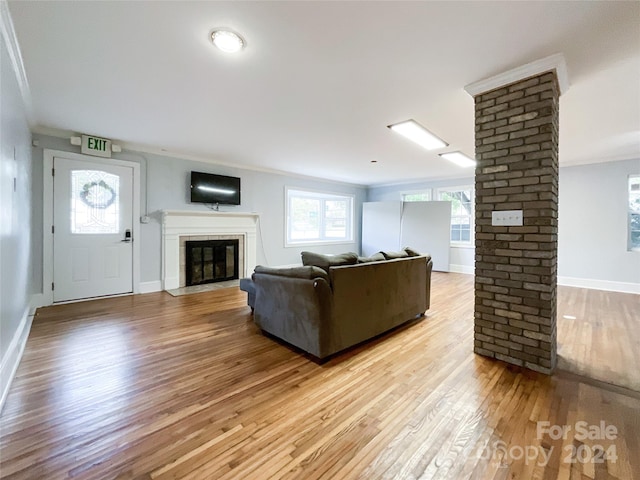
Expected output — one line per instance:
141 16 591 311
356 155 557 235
629 175 640 251
286 188 354 246
71 170 120 234
437 186 474 244
402 190 432 202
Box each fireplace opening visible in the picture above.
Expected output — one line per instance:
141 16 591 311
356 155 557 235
185 239 239 286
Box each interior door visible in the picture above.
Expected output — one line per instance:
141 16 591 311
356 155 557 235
53 156 134 302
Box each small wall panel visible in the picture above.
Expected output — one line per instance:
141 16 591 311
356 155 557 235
361 201 402 257
400 201 451 272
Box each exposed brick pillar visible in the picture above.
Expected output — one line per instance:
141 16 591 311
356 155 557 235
473 72 559 374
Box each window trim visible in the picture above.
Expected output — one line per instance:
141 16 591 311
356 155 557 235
629 174 640 252
284 187 355 247
401 189 433 202
436 184 475 246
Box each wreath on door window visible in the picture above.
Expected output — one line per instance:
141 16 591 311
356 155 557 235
79 180 116 208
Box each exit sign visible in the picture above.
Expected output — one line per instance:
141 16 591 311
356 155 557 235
81 135 112 158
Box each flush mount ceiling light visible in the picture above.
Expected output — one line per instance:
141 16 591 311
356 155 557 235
210 29 245 53
439 151 477 168
387 120 448 151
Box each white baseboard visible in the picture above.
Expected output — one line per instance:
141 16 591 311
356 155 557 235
29 293 46 313
558 276 640 295
0 304 34 413
449 264 474 275
139 281 163 294
443 268 638 294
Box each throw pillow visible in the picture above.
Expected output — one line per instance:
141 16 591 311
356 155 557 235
357 252 386 263
380 250 409 260
301 251 358 274
403 246 422 257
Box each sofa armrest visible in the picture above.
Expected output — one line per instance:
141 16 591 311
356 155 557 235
239 277 256 311
252 271 333 358
253 265 329 281
424 255 433 311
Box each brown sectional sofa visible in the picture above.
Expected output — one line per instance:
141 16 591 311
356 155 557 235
250 249 433 359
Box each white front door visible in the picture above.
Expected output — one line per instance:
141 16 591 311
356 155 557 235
53 156 134 302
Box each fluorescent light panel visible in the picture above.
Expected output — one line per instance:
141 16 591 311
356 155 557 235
388 120 447 150
439 151 476 168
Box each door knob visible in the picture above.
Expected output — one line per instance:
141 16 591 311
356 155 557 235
122 229 132 242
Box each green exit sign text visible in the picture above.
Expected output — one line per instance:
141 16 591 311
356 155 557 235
81 135 112 158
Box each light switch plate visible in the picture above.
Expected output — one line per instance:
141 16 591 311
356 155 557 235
492 210 523 226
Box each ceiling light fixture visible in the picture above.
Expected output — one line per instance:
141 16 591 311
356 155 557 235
210 29 245 53
439 151 477 168
387 120 447 151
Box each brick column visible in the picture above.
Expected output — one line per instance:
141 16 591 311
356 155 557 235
473 72 559 374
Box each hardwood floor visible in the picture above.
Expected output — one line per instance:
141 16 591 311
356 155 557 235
557 285 640 392
1 273 639 479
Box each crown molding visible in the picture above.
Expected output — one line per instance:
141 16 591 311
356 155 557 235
0 0 35 126
116 142 364 187
367 172 475 189
31 126 367 189
464 53 569 97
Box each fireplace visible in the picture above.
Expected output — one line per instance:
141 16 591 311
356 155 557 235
161 210 259 291
185 239 239 286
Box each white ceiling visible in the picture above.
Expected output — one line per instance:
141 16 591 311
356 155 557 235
8 1 640 186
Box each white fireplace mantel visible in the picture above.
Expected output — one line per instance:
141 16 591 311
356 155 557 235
161 210 259 290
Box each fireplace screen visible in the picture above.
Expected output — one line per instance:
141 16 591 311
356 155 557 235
185 239 239 286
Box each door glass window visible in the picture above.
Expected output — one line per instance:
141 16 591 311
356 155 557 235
71 170 120 234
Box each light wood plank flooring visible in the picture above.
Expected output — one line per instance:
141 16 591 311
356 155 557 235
1 273 639 479
557 285 640 392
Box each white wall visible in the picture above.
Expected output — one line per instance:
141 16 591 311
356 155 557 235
558 159 640 291
367 177 475 273
366 160 640 291
31 134 367 287
0 32 37 408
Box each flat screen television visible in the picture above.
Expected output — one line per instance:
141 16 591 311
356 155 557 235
190 171 241 205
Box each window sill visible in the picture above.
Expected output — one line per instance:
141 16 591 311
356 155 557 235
450 243 475 249
285 240 355 248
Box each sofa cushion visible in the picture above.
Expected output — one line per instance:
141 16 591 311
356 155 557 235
357 252 386 263
380 250 409 260
254 265 329 282
301 251 358 274
403 246 422 257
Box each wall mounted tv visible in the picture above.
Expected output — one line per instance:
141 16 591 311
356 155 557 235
190 171 241 206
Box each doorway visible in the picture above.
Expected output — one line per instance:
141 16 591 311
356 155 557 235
43 150 140 303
